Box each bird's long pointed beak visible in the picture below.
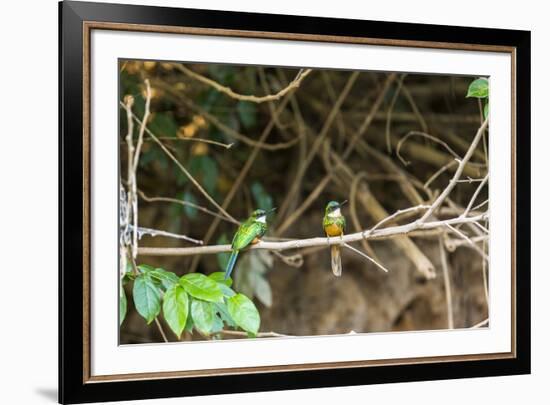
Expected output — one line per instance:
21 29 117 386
339 200 348 207
268 207 277 213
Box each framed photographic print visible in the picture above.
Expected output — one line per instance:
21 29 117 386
59 1 531 403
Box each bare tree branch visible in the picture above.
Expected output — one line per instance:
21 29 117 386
385 74 406 153
137 213 487 256
174 64 312 103
131 225 203 245
419 118 489 222
343 243 390 273
439 237 454 329
463 174 489 217
396 131 462 166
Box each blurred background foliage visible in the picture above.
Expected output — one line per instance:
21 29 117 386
119 59 488 344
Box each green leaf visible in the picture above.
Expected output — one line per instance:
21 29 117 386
137 264 155 273
208 271 232 287
184 311 194 332
216 234 231 272
190 299 215 335
119 287 127 325
122 270 134 285
133 274 161 324
484 101 489 119
466 78 489 98
162 285 189 338
251 182 274 211
211 314 224 334
218 283 237 298
214 302 236 328
237 101 258 129
227 294 260 335
180 273 224 302
149 268 179 290
183 191 198 220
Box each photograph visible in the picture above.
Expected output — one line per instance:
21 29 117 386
118 59 490 344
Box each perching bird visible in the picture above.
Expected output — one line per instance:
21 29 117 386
323 201 347 276
224 208 275 279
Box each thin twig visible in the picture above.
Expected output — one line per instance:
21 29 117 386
131 79 151 175
401 84 429 132
472 199 489 212
424 160 457 189
419 118 489 222
456 177 486 183
129 80 152 258
439 237 454 329
219 329 290 338
385 74 406 153
175 64 312 103
463 174 489 217
482 234 489 307
137 190 240 225
131 225 203 245
343 242 389 273
445 223 474 245
153 136 234 149
472 221 490 234
396 131 461 166
154 318 169 343
369 205 431 233
445 223 489 261
349 173 379 259
275 175 332 236
444 235 488 251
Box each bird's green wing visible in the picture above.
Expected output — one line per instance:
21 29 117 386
323 215 346 231
231 219 264 250
339 215 346 232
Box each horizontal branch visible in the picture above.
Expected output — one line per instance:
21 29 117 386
138 213 487 257
219 330 289 338
131 225 203 245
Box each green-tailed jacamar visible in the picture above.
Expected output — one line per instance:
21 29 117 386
224 208 275 279
323 201 347 276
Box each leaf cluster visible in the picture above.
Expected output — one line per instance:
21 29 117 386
121 265 261 339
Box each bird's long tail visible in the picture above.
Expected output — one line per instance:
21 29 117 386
330 245 342 277
224 250 239 280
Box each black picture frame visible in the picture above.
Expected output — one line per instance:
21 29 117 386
59 1 531 403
